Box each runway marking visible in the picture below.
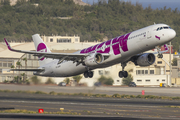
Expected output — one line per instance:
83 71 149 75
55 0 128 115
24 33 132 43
7 104 60 110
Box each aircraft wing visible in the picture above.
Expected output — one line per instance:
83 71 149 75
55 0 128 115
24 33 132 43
4 38 87 61
9 69 44 71
153 44 169 54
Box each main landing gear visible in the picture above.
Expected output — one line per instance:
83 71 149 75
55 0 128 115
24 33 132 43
84 71 94 78
119 62 128 78
156 46 163 58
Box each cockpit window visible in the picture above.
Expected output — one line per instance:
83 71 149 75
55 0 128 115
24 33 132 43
156 26 171 31
163 27 169 29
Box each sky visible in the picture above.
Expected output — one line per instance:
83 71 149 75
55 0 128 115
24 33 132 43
82 0 180 10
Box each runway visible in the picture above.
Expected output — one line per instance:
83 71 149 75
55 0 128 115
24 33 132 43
0 92 180 120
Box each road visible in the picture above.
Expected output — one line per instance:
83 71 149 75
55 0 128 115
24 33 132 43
0 84 180 97
0 92 180 120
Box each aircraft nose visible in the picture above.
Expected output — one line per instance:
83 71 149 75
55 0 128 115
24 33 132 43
169 29 176 40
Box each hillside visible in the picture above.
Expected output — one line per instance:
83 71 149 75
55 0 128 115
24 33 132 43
0 0 180 50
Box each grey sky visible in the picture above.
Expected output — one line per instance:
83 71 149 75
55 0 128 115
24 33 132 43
82 0 180 10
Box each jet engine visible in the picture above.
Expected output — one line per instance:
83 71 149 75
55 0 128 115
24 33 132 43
84 53 104 67
133 53 155 66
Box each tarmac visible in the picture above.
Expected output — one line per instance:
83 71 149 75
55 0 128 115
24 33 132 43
0 92 180 120
0 84 180 97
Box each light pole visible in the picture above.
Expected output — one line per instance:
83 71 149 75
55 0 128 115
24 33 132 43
169 42 172 87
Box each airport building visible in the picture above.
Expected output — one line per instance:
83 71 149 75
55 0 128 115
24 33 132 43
0 36 179 87
41 35 80 43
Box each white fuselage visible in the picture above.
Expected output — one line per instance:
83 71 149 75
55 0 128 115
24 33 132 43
34 24 176 77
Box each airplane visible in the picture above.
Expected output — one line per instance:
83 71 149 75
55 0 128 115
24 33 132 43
4 23 176 78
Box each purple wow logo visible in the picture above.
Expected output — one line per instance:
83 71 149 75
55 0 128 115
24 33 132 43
80 33 131 55
37 43 47 61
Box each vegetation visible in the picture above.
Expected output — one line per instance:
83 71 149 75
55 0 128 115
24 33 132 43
3 74 30 84
0 109 80 115
63 77 70 84
21 73 26 82
72 75 82 84
0 0 180 51
172 58 177 66
31 75 41 84
45 78 55 84
98 76 114 85
0 89 180 100
122 73 133 85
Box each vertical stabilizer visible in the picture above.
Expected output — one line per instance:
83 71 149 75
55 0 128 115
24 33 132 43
32 34 52 66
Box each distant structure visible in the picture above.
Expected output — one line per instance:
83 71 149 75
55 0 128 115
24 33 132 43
5 0 90 6
10 0 29 6
73 0 90 6
41 35 80 43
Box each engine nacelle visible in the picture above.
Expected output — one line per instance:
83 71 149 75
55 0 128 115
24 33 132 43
84 53 104 67
135 53 155 66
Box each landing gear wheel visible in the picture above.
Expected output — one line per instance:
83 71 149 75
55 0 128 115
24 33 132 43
160 54 163 58
84 71 88 78
119 71 128 78
123 71 128 78
119 62 128 78
157 54 163 58
84 71 94 78
88 71 93 78
119 71 124 78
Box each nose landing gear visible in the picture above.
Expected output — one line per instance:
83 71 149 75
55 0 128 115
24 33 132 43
119 62 128 78
156 46 163 58
157 54 163 58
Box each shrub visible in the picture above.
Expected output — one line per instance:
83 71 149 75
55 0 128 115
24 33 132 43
49 91 57 95
26 80 30 85
112 94 121 98
122 73 133 85
3 80 8 83
31 76 41 85
73 75 82 84
63 78 70 84
45 78 54 84
100 94 109 97
98 76 114 85
35 91 46 94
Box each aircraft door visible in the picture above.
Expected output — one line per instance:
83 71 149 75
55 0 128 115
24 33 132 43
147 27 152 39
136 34 146 50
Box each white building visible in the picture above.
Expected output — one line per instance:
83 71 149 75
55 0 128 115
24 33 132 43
132 53 173 86
41 35 80 43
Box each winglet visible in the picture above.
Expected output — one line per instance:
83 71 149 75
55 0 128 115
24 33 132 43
164 44 169 51
4 38 12 50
